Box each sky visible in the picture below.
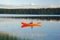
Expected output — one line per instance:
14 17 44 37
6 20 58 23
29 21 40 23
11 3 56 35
0 0 60 5
0 0 60 8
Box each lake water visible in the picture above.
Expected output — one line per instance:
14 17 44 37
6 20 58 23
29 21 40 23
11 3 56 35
0 14 60 17
0 18 60 40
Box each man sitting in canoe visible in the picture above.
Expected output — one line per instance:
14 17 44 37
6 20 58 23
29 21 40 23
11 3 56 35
30 21 34 29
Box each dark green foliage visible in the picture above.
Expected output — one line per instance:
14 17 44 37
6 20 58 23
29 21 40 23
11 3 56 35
0 33 17 40
0 8 60 14
0 33 33 40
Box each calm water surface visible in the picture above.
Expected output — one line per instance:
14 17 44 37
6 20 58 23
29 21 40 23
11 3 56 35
0 18 60 40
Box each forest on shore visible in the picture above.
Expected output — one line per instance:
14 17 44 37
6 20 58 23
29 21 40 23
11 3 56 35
0 8 60 14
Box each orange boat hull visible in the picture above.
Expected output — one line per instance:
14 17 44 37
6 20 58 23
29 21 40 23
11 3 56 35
21 22 42 28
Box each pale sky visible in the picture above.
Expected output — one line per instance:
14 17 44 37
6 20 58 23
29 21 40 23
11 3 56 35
0 0 60 5
0 0 60 8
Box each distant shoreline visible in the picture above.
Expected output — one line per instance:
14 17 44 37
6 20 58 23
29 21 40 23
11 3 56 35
0 8 60 14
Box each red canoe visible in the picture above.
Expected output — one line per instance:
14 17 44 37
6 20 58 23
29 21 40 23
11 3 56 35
21 22 42 28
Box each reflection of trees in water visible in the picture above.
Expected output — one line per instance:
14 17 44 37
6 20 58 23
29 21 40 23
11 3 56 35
0 16 60 20
13 16 60 21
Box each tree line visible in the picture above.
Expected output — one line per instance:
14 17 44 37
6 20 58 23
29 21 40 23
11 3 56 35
0 8 60 14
